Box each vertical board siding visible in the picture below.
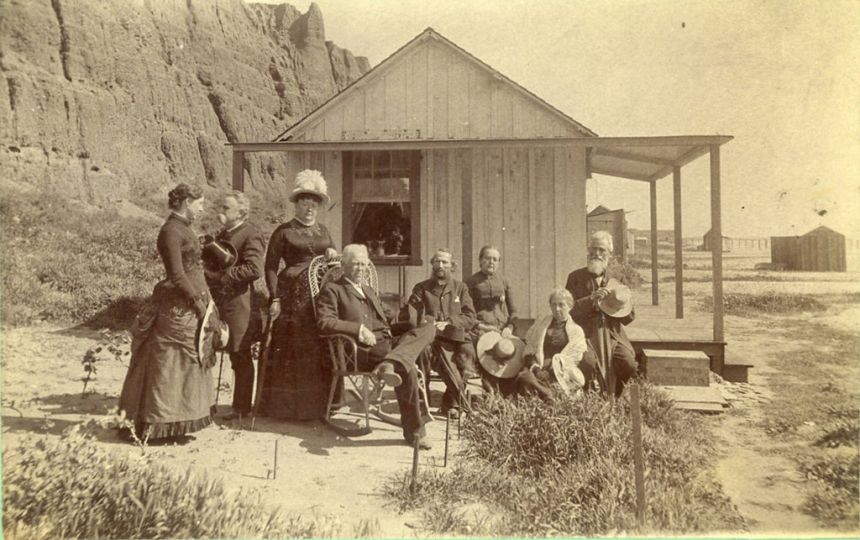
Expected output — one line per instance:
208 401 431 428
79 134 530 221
286 39 586 142
503 148 531 316
533 147 557 309
385 68 407 131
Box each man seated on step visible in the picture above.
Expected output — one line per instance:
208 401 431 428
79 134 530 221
315 244 435 449
399 248 478 419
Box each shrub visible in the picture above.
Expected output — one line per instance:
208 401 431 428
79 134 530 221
608 259 643 289
2 427 342 539
700 293 827 317
0 191 162 327
385 385 746 536
799 454 860 526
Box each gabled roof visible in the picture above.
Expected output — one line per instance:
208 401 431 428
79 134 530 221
588 205 623 217
804 225 844 238
274 27 597 141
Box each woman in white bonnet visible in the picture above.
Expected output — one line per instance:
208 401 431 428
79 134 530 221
262 170 337 420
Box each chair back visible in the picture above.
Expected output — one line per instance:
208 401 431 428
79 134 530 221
309 255 379 316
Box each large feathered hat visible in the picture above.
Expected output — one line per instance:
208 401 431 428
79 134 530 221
288 169 330 205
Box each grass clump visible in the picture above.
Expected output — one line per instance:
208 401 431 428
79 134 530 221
385 385 745 536
799 454 860 525
0 191 162 327
2 427 342 539
700 292 827 316
608 259 643 289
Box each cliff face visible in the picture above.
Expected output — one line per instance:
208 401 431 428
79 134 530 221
0 0 368 203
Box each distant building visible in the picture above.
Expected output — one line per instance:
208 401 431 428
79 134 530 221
701 229 770 253
587 205 630 261
771 226 847 272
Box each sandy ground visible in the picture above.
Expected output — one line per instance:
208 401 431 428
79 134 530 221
0 324 468 537
2 265 858 536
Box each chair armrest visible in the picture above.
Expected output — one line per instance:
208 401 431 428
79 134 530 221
321 332 361 372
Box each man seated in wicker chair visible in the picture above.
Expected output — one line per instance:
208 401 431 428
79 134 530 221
315 244 435 449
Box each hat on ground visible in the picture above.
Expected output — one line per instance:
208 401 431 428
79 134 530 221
551 353 585 395
597 278 633 319
201 235 237 273
288 169 330 205
437 324 470 344
476 330 526 379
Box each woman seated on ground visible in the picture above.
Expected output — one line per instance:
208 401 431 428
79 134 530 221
118 183 220 442
517 288 592 401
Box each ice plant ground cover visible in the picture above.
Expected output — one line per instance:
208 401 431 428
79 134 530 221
385 384 747 536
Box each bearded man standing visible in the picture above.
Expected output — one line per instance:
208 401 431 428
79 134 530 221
206 191 266 419
565 231 637 395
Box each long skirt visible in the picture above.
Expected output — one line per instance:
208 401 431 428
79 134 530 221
261 267 336 420
118 283 215 439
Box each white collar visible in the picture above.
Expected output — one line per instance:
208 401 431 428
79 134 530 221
225 220 245 233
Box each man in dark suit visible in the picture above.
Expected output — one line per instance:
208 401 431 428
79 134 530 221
206 191 266 419
565 231 637 395
400 248 477 418
316 244 435 449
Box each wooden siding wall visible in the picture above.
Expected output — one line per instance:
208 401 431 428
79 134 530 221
371 146 586 318
292 40 582 142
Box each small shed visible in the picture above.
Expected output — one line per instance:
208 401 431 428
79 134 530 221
587 205 630 261
771 226 846 272
702 229 732 252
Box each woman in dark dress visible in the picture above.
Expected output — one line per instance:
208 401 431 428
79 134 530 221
263 170 337 420
118 184 217 440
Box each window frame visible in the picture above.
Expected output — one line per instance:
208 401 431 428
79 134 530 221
342 150 423 266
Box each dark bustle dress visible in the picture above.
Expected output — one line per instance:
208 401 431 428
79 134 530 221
118 213 215 439
262 218 336 420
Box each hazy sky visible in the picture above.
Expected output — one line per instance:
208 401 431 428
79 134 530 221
276 0 859 237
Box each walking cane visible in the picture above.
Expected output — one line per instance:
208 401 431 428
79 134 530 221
214 350 226 412
250 316 274 430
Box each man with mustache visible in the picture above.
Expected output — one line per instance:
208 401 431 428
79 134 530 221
401 249 477 418
564 231 637 395
206 191 266 419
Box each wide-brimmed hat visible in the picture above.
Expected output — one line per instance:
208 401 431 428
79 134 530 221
551 354 585 395
288 169 330 205
597 278 633 318
201 235 237 273
476 331 526 379
437 325 470 344
196 300 229 365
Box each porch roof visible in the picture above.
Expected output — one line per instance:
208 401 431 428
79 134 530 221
228 134 732 182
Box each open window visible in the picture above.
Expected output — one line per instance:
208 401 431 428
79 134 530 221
343 151 422 266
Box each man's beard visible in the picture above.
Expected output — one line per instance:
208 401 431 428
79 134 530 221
587 257 607 276
433 268 450 281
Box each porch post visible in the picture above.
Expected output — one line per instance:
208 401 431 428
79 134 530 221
709 145 724 341
232 150 245 191
673 166 683 318
649 180 658 306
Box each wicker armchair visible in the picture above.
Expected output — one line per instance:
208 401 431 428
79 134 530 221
308 255 431 436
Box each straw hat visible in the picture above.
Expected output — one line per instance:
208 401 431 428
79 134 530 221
597 278 633 318
551 354 585 395
196 300 229 363
288 169 330 205
476 330 526 379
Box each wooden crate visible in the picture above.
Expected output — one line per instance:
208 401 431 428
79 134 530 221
643 349 710 387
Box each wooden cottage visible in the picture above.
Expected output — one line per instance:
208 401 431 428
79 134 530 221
231 28 736 374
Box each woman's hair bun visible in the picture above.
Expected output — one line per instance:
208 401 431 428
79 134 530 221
168 183 203 209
